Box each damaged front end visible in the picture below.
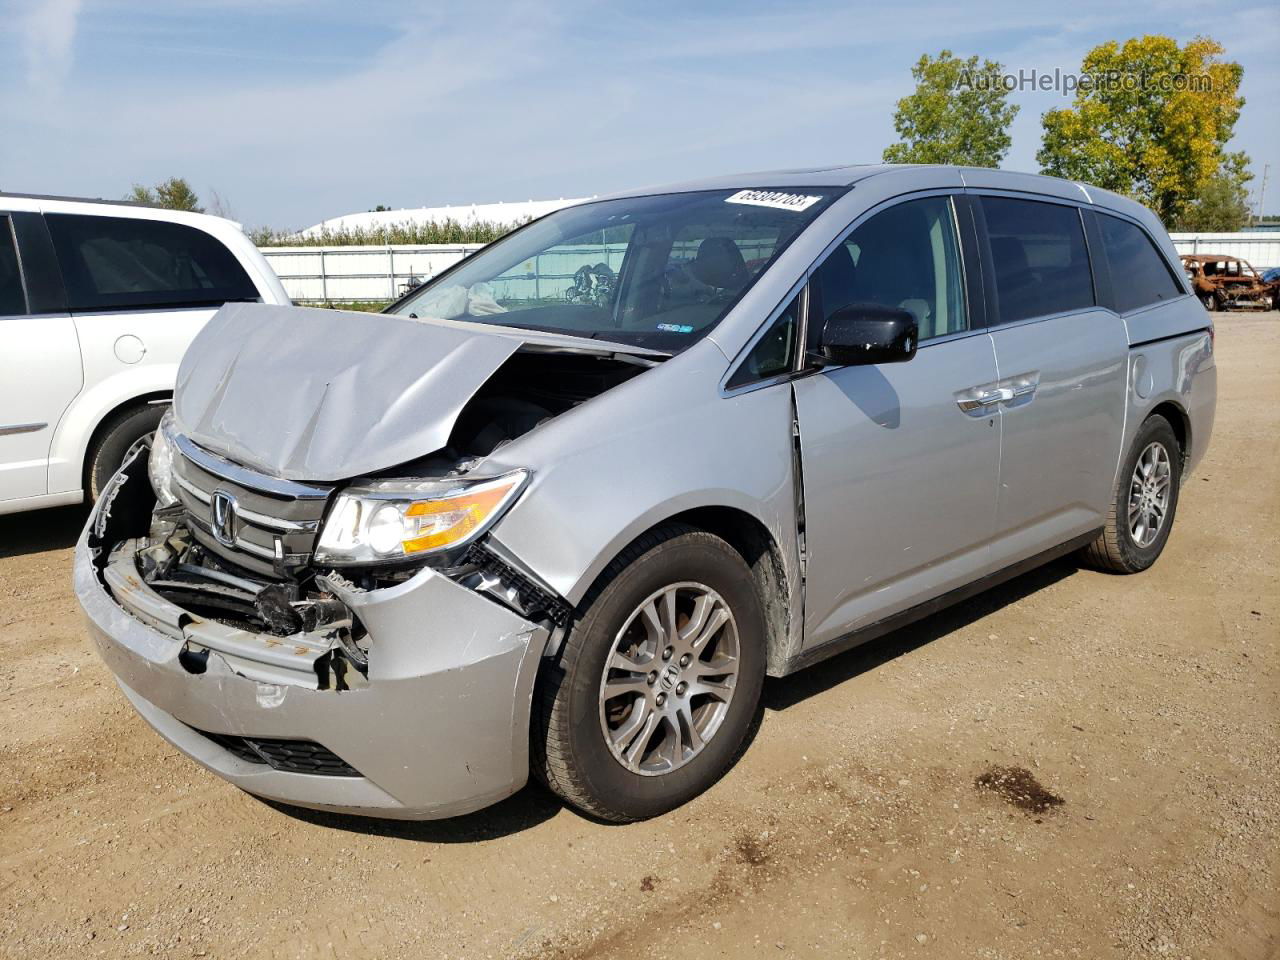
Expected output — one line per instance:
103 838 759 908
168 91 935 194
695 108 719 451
76 442 558 818
92 439 373 693
73 303 667 818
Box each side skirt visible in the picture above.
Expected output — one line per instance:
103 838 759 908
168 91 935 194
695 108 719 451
780 528 1102 676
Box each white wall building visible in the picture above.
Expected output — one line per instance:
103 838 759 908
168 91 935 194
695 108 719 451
299 197 591 237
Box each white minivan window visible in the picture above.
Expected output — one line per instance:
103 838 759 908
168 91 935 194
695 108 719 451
46 214 259 312
0 218 27 315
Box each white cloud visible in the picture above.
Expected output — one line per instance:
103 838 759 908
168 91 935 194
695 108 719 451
20 0 84 91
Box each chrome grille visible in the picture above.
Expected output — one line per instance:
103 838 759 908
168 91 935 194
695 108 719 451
172 435 332 577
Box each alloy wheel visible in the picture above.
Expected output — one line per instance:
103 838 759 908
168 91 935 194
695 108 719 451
598 582 739 776
1128 441 1172 548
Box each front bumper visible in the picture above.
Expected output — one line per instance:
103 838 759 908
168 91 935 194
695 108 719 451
74 473 549 820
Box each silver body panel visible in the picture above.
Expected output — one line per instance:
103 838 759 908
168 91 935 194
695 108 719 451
985 309 1129 567
78 164 1218 818
792 333 1001 647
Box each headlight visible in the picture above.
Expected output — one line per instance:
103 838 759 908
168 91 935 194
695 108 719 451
314 470 528 565
148 410 179 507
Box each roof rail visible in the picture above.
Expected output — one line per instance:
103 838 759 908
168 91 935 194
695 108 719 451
0 191 155 208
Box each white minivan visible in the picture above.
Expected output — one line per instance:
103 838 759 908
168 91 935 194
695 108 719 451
0 193 289 516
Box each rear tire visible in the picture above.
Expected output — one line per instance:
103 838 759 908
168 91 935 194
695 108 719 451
1081 415 1182 574
86 404 166 502
533 524 766 822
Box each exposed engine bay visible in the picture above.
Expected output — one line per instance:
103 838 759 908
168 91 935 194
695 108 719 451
394 349 650 475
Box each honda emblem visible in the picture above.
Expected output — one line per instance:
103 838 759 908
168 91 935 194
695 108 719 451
210 490 238 546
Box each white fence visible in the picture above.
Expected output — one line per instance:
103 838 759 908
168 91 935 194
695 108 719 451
1169 233 1280 270
261 232 1280 305
259 244 483 303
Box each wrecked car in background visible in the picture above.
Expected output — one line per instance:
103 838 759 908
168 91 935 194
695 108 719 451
76 165 1216 823
1181 254 1276 311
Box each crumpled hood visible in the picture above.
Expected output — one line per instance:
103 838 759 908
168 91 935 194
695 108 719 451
174 303 644 482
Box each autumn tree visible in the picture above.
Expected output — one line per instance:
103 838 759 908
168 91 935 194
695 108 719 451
126 177 204 212
1037 35 1247 225
883 51 1019 168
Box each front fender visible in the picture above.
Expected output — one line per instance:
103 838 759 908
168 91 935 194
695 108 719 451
484 339 800 613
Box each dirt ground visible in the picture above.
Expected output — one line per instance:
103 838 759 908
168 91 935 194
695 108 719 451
2 316 1277 960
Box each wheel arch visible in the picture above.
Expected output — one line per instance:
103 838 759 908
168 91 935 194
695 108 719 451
46 362 180 495
80 392 170 483
1147 399 1191 471
569 505 796 676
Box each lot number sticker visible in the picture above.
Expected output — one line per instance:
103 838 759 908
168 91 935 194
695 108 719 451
725 189 822 212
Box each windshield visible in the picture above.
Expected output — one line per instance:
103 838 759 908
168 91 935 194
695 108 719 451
387 187 842 352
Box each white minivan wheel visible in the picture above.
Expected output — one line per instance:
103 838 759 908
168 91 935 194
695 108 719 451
86 404 166 502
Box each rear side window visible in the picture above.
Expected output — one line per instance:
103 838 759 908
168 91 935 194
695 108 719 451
1096 214 1184 313
0 217 27 315
46 214 258 312
981 197 1093 324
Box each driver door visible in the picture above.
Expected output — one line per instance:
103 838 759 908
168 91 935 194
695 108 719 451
792 195 1001 650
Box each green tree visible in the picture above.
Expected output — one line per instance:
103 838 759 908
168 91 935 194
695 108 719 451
126 177 204 212
1175 155 1253 231
882 51 1019 168
1037 35 1247 225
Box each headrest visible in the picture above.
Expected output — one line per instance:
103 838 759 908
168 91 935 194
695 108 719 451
689 237 748 290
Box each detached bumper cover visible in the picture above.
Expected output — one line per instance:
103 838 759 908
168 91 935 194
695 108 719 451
74 508 549 820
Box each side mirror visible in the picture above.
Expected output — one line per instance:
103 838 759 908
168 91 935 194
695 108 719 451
818 304 918 366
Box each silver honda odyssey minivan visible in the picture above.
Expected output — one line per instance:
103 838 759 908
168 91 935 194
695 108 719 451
76 165 1216 822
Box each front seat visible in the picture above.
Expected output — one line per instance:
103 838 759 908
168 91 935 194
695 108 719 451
689 237 749 291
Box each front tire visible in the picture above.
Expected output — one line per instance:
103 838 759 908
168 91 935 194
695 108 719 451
1081 415 1182 574
533 524 766 822
86 404 166 502
1201 293 1217 312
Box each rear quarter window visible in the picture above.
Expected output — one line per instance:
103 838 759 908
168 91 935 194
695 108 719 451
46 214 258 312
1097 214 1184 314
981 196 1094 324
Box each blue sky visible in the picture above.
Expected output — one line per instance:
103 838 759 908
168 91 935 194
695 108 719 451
2 0 1276 228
